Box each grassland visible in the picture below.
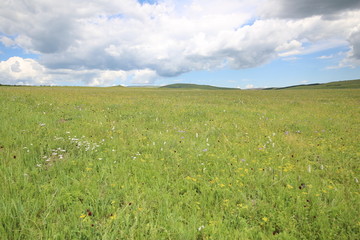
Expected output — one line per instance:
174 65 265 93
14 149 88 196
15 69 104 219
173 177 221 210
270 79 360 90
160 83 238 90
0 86 359 239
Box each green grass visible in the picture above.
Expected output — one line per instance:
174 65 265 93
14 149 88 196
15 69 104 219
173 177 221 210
160 83 238 90
270 79 360 90
0 87 359 239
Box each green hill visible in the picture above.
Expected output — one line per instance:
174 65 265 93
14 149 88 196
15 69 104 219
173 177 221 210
160 83 239 90
271 79 360 90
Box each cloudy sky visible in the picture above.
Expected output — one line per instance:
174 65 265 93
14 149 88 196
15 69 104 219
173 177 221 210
1 0 360 88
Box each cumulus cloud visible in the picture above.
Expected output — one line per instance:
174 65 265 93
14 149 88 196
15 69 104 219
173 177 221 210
261 0 360 19
0 57 153 86
0 0 359 86
0 57 50 85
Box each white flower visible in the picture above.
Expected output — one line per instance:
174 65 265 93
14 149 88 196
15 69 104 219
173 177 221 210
198 225 205 231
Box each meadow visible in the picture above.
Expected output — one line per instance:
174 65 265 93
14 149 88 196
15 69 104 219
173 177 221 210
0 86 359 239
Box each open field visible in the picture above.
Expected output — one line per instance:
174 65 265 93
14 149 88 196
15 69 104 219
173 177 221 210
271 79 360 90
0 87 359 239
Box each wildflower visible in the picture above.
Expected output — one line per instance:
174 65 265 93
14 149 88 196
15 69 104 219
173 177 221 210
198 225 205 231
185 176 197 182
287 184 293 189
109 214 117 220
86 209 93 216
237 204 248 209
80 214 86 219
262 217 269 222
223 199 230 206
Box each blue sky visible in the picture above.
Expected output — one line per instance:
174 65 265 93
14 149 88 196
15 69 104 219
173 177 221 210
0 0 359 88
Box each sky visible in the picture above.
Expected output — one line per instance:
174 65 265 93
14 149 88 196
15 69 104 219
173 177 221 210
0 0 360 88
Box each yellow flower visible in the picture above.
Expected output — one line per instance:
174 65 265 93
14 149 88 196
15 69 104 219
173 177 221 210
185 176 197 182
262 217 269 222
109 214 117 220
287 184 293 189
237 203 248 209
80 214 86 219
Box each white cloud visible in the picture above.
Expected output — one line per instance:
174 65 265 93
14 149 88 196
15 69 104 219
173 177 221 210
130 69 158 84
0 36 16 47
0 0 359 86
245 84 254 89
0 56 155 86
317 55 334 59
0 57 50 85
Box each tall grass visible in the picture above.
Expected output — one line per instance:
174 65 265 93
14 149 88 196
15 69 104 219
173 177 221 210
0 87 359 239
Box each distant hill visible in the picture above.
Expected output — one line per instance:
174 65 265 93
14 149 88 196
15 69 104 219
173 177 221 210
160 83 239 90
267 79 360 90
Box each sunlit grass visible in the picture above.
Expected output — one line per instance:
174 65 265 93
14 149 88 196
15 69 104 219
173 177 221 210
0 87 359 239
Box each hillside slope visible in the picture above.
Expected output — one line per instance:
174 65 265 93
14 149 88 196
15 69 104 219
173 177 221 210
160 83 239 90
